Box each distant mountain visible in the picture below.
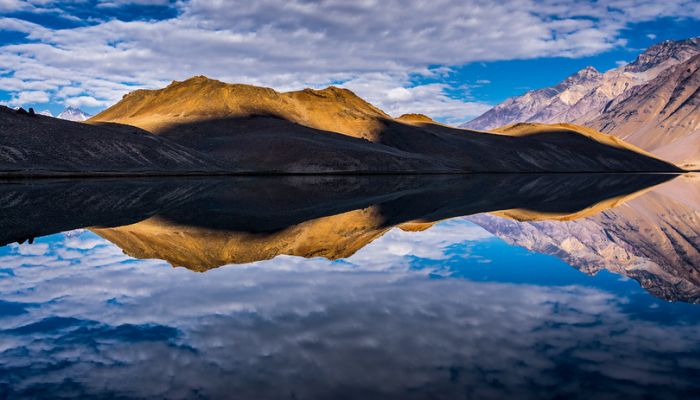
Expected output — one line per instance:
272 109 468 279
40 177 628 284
462 37 700 132
589 54 700 168
57 106 92 121
88 76 676 173
460 64 614 131
37 110 53 117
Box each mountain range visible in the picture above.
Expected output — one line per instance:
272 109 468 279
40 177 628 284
32 107 92 121
463 37 700 168
86 76 675 173
0 75 676 176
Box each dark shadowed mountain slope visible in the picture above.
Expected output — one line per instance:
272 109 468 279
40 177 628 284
89 76 678 173
0 106 226 176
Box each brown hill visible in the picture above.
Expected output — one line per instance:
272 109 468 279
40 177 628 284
492 122 666 160
93 77 388 140
90 76 678 173
590 54 700 169
395 113 437 124
0 105 225 177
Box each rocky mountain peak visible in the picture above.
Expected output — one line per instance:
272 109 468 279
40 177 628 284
58 107 92 122
625 37 700 73
555 66 602 89
570 66 600 80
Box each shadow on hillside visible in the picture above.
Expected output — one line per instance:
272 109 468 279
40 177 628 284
154 115 439 172
150 114 679 173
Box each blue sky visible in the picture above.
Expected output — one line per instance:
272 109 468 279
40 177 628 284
0 0 699 123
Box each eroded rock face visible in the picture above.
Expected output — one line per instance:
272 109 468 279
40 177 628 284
464 38 699 131
590 54 700 168
462 38 700 167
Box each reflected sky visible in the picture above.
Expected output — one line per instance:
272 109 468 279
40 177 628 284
1 173 699 399
1 215 700 399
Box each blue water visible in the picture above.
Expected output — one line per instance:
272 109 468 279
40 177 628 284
0 217 698 399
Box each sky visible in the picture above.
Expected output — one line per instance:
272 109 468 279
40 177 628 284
0 0 699 124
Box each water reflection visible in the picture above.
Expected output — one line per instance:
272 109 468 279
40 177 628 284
3 173 699 301
1 173 700 399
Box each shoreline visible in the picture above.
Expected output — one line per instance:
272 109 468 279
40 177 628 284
0 169 687 180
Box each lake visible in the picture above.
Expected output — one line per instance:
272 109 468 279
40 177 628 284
0 174 699 399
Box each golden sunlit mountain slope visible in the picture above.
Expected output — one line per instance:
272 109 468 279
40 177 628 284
93 77 389 140
89 76 678 173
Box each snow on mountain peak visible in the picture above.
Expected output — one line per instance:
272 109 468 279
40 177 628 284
58 107 92 122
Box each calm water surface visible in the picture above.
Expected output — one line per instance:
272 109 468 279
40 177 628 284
0 174 699 399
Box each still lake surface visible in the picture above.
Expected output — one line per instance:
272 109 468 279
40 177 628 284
0 173 699 399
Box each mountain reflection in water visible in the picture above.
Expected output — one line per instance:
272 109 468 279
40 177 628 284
1 173 700 399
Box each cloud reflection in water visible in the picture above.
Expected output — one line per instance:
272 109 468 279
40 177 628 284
0 221 699 400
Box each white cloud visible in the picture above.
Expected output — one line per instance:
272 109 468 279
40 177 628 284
13 242 49 255
8 89 49 106
386 87 413 102
64 95 112 108
647 33 657 40
347 218 493 267
0 0 29 12
97 0 172 7
337 73 492 124
0 0 699 120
